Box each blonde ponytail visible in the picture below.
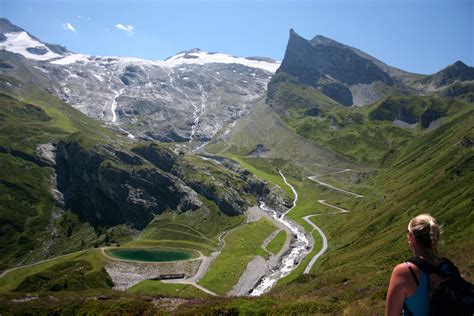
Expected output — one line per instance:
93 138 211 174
408 214 441 252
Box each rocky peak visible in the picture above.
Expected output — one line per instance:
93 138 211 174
165 48 202 60
420 60 474 88
278 29 393 87
274 29 395 106
0 18 25 34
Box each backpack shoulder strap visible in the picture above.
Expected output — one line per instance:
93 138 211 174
405 262 419 286
408 256 461 278
406 256 437 275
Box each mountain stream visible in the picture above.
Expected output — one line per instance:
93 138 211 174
249 171 311 296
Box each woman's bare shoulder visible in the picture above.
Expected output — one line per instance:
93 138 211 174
391 262 411 278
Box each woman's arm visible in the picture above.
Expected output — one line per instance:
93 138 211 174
385 264 408 316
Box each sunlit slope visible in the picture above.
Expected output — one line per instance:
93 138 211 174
268 107 473 313
266 77 470 166
206 97 361 174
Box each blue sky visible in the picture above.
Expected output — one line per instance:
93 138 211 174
1 0 472 74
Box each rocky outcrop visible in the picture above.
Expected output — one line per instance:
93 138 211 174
269 29 399 108
55 139 201 229
54 139 282 228
320 81 353 106
278 29 393 87
185 178 247 216
369 96 450 128
419 61 474 88
131 143 175 172
244 177 292 214
193 154 292 214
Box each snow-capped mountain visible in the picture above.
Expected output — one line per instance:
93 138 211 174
0 18 280 144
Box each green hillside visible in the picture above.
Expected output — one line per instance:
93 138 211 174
267 77 471 166
0 76 115 270
173 77 473 314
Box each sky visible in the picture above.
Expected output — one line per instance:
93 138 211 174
1 0 472 74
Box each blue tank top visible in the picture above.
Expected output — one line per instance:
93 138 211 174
404 268 429 316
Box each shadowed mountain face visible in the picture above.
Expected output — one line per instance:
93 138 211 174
272 29 473 107
276 29 396 106
279 30 393 87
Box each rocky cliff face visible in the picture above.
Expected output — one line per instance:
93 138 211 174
279 30 393 87
275 29 396 106
417 61 474 91
55 138 290 229
55 139 202 229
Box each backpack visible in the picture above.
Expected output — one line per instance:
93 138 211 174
406 256 474 316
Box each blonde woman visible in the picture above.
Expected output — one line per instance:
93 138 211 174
385 214 442 316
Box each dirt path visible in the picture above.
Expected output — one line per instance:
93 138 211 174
307 175 364 198
0 250 87 279
160 219 245 297
302 173 363 274
260 229 282 256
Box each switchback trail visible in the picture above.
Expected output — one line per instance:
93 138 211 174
303 171 363 274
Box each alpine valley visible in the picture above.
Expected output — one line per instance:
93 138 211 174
0 18 472 315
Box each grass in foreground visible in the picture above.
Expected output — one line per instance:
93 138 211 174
198 217 278 295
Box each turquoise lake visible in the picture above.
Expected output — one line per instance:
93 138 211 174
107 248 193 262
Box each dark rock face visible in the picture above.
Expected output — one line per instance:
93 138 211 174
420 108 444 128
131 143 175 172
244 178 293 213
44 43 69 55
0 18 25 34
461 137 473 148
192 154 293 214
55 140 201 229
421 61 474 88
271 29 397 107
278 29 393 87
444 82 474 98
304 107 320 116
185 178 247 216
320 82 353 106
369 96 448 128
26 47 48 55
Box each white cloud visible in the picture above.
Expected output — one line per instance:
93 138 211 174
115 23 134 36
63 22 76 32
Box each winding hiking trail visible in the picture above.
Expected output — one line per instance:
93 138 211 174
0 250 87 279
303 170 363 274
251 168 364 293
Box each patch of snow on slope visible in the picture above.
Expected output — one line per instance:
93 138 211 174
165 51 280 73
0 32 62 61
51 53 89 65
